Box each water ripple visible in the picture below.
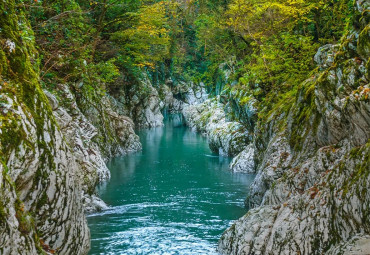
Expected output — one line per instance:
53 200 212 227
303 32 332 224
88 116 255 254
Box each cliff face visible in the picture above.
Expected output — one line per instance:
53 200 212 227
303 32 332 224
44 84 142 212
0 89 90 254
218 1 370 254
0 1 194 252
109 75 166 129
0 1 144 253
0 2 90 254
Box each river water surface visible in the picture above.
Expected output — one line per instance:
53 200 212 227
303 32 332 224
87 115 255 254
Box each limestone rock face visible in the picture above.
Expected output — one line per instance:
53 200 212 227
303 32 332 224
0 2 90 253
314 44 339 70
46 86 110 183
109 75 165 129
159 85 186 113
223 91 258 132
183 85 208 105
219 145 369 255
45 84 141 211
326 235 370 255
248 135 293 207
69 86 142 159
160 83 208 115
183 98 250 156
229 144 256 173
133 84 164 128
83 195 109 213
218 2 370 254
127 77 165 128
1 92 90 255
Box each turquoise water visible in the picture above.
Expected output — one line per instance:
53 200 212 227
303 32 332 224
87 115 255 255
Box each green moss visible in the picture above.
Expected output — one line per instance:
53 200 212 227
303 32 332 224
357 25 370 58
33 231 48 255
14 199 33 235
0 50 8 74
36 191 49 211
342 144 370 196
0 0 57 163
0 200 7 225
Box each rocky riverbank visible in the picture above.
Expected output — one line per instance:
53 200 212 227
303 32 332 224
217 1 370 254
0 2 92 253
44 84 142 212
182 98 251 157
0 1 173 253
1 0 369 253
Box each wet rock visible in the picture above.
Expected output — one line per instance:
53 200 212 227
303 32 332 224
83 194 109 213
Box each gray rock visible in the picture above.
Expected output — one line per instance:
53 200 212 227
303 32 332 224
43 90 59 110
1 92 89 254
46 84 141 211
184 84 208 105
248 135 292 208
229 144 256 173
218 4 370 254
219 143 370 255
159 85 187 113
183 98 250 156
327 235 370 255
83 194 109 213
132 78 164 128
314 44 339 70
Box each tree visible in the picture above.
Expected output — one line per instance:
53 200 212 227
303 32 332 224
111 1 171 69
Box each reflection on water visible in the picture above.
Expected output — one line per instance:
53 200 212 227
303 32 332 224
88 114 255 254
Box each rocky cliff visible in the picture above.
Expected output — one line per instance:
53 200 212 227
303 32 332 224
0 1 90 254
0 1 144 253
1 0 369 254
218 1 370 254
44 84 141 212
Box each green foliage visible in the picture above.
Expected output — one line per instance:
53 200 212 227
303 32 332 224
7 0 357 127
186 0 354 132
84 59 120 85
24 0 174 91
110 2 171 69
240 32 318 93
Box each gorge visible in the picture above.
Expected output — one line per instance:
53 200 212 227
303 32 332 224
0 0 369 254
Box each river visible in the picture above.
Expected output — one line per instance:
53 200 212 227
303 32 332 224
87 114 255 254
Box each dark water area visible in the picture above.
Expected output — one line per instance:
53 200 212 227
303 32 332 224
87 114 255 254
